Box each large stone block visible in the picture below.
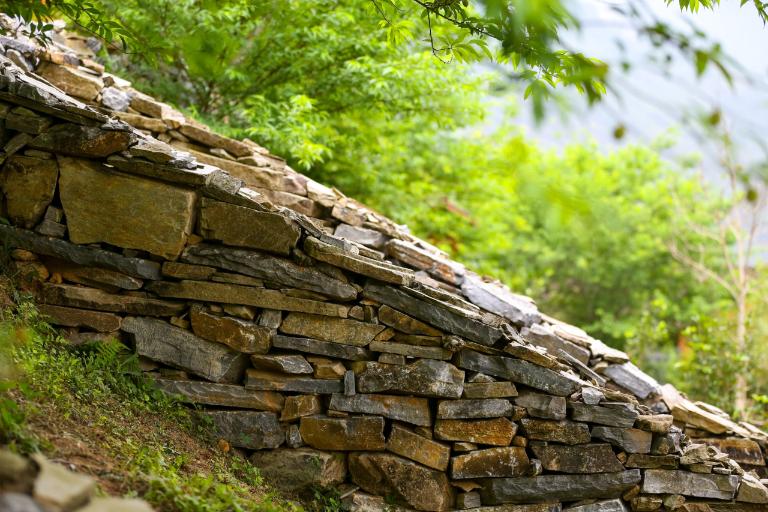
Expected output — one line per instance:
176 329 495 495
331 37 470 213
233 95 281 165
514 391 566 420
198 198 300 255
190 305 271 354
122 317 249 383
357 359 464 398
36 62 103 100
153 379 283 411
1 155 58 228
530 443 624 473
641 469 739 500
58 157 196 259
480 470 642 505
520 418 591 445
249 448 346 492
434 417 517 446
591 426 652 454
386 424 451 471
329 393 432 426
272 334 371 360
206 410 283 449
300 416 385 451
451 447 531 479
569 402 638 428
280 312 385 346
436 398 515 419
31 124 134 158
349 452 454 511
42 283 184 316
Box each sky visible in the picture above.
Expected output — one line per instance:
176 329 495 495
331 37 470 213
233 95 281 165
509 0 768 178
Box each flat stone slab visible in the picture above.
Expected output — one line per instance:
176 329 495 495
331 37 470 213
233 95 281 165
434 417 517 446
245 369 343 394
530 443 624 473
122 316 249 383
387 424 451 471
39 304 121 332
329 393 432 426
480 470 641 505
520 419 591 445
300 416 386 451
349 452 455 511
437 398 515 419
451 447 531 479
250 354 313 374
564 499 628 512
206 410 284 449
569 402 638 428
591 426 652 454
249 448 346 492
603 362 661 399
357 359 464 398
153 378 284 411
190 305 272 354
183 243 358 301
42 283 185 316
455 350 582 396
464 381 518 399
58 157 196 260
699 438 766 466
461 272 541 327
368 340 452 360
641 469 739 500
514 391 566 420
305 236 414 285
272 334 372 360
378 305 441 336
280 312 385 346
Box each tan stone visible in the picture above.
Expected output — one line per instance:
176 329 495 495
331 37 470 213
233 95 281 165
281 395 323 422
190 305 271 354
39 304 121 332
32 454 96 512
58 157 196 260
463 381 518 399
281 312 385 346
451 447 531 479
378 305 442 336
153 379 283 411
198 198 300 255
700 438 766 467
42 283 185 316
251 354 312 374
1 155 58 228
245 369 343 394
309 357 347 379
300 416 386 451
386 424 450 471
37 62 103 100
250 448 346 493
179 124 252 156
434 417 517 446
161 261 216 280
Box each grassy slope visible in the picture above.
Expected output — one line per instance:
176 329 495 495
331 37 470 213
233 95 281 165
0 279 338 512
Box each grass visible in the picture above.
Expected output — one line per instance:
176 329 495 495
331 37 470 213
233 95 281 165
0 279 340 512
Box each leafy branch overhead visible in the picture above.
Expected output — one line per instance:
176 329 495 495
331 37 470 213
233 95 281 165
372 0 767 117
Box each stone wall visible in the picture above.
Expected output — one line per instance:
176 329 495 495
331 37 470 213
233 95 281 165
0 20 766 512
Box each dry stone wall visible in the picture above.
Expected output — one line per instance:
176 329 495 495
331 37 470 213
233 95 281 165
0 19 767 512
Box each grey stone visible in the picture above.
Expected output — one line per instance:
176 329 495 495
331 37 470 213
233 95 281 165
377 305 442 336
363 281 502 346
300 416 385 451
42 283 184 316
328 393 431 426
451 447 531 479
480 470 642 505
603 362 661 399
591 426 652 454
245 369 343 393
456 492 482 510
624 454 679 469
357 359 464 398
641 469 739 500
32 455 96 512
437 398 514 419
520 419 592 445
369 340 452 360
463 381 518 398
582 387 605 405
386 423 451 471
344 370 356 395
250 354 312 374
461 272 541 326
737 473 768 503
522 323 591 365
153 378 284 411
189 305 272 353
530 443 624 473
455 350 582 396
101 86 131 111
1 155 58 229
30 123 134 158
281 312 385 346
515 391 566 420
122 316 249 383
334 223 388 248
0 494 45 512
54 264 143 291
569 402 638 428
182 244 357 301
249 448 346 492
564 500 628 512
272 334 371 361
207 410 283 449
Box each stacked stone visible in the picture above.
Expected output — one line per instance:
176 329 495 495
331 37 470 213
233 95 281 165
0 449 154 512
0 19 767 512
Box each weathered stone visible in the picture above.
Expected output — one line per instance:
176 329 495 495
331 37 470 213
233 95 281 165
631 497 662 512
385 238 463 285
515 391 566 420
635 414 674 434
736 473 768 503
58 158 195 259
300 416 385 451
179 124 252 157
437 398 514 419
304 236 413 285
32 455 96 512
161 261 216 280
344 369 355 395
182 244 358 301
190 305 271 354
36 62 103 100
624 454 679 469
329 393 431 426
531 443 624 473
100 86 131 111
464 381 518 398
569 402 638 428
122 316 249 383
457 492 482 510
520 418 592 445
153 378 283 411
146 280 348 317
591 426 652 454
273 334 371 360
249 448 346 492
378 305 441 336
281 395 323 421
434 417 517 446
42 283 185 316
473 505 562 512
309 357 347 379
50 262 144 291
364 282 502 346
198 198 300 255
334 223 388 248
349 452 454 511
700 438 766 467
5 107 50 134
662 385 752 437
651 430 683 456
30 124 134 158
480 470 642 505
522 324 591 366
39 304 121 332
0 225 161 280
251 354 312 374
245 369 343 393
0 493 45 512
581 387 605 405
603 363 661 399
130 92 186 126
34 218 67 238
369 340 452 360
207 410 283 449
357 359 464 398
564 499 628 512
1 155 58 228
452 447 531 479
641 469 739 500
455 350 582 396
281 312 384 346
386 424 451 471
461 272 541 326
